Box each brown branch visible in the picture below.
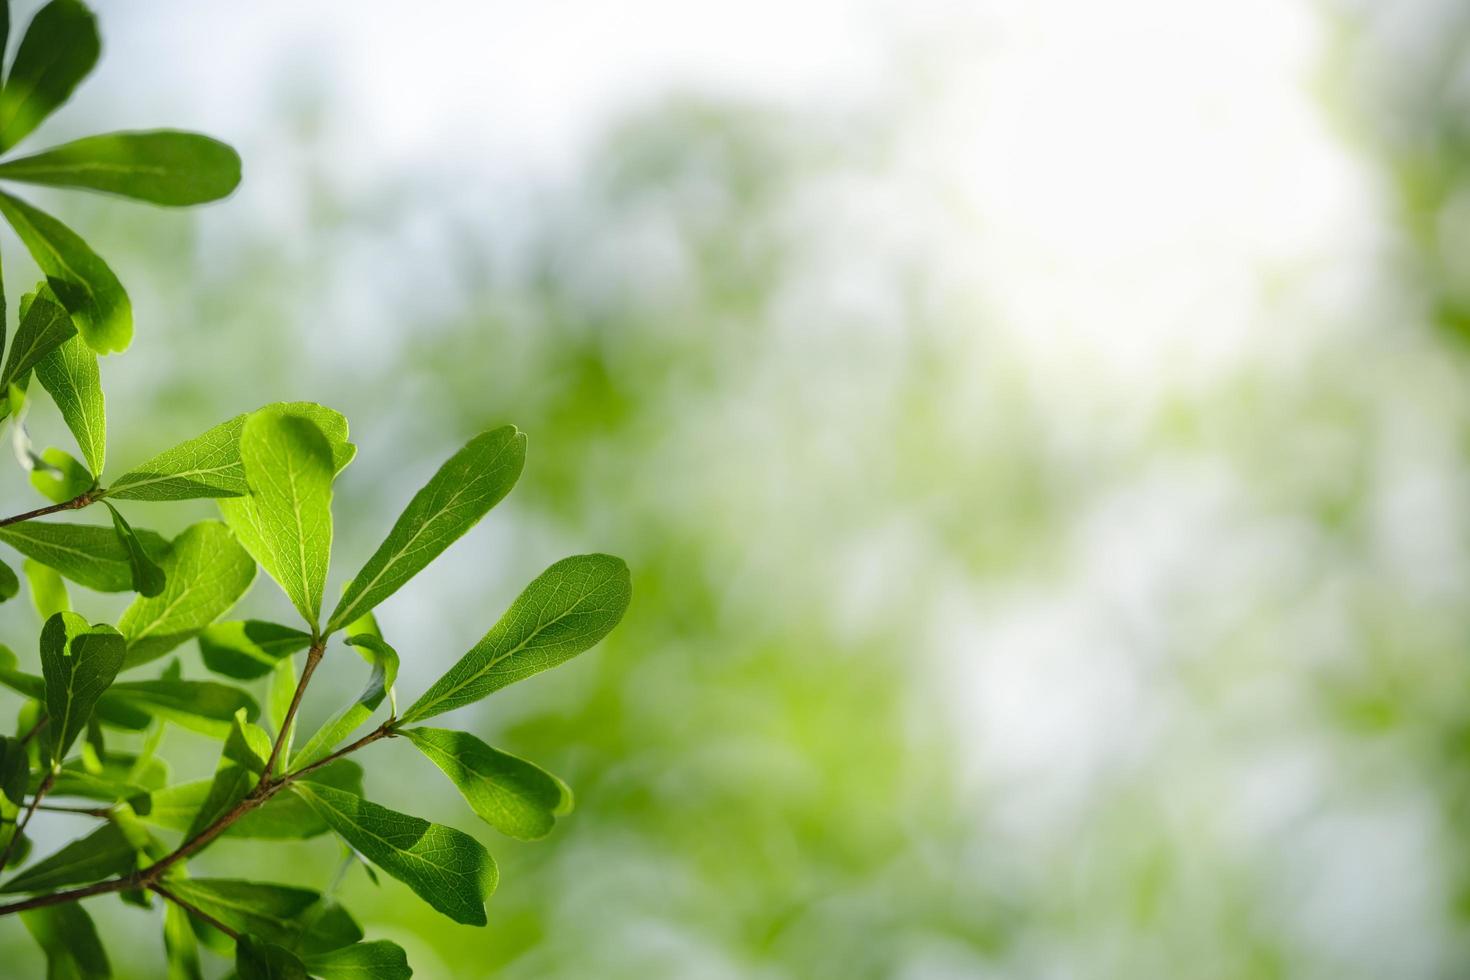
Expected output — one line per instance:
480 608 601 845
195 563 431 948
35 803 111 818
151 882 240 941
0 492 96 529
287 721 396 782
259 642 324 781
17 714 48 748
0 770 53 874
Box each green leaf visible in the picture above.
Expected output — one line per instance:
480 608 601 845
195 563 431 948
184 709 270 839
304 941 412 980
24 557 70 618
401 554 631 723
0 820 136 892
328 426 525 633
237 935 308 980
0 0 100 152
103 678 259 738
0 192 130 353
29 446 92 503
104 502 164 599
402 727 570 841
229 411 334 628
0 555 18 604
20 901 110 979
0 734 29 805
0 520 167 592
48 751 167 802
164 879 318 949
164 900 203 980
35 333 105 474
267 654 296 774
197 620 311 680
133 760 361 840
290 635 398 770
0 130 243 205
40 611 125 763
118 521 256 668
291 782 497 925
0 284 76 391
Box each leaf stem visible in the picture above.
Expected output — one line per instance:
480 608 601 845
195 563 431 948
150 882 240 941
259 641 324 782
35 803 112 817
287 720 396 783
0 770 53 874
0 491 96 528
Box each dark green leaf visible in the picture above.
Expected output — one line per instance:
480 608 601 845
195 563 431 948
164 879 317 946
184 710 269 839
304 941 412 980
403 727 570 841
164 900 203 980
48 751 167 801
401 554 631 723
103 678 259 737
291 635 398 770
35 333 104 475
225 411 334 628
0 820 136 892
0 520 167 593
0 192 129 353
0 130 242 205
134 760 361 840
118 521 256 668
198 620 311 680
0 284 76 391
40 610 125 763
20 901 110 979
237 935 308 980
0 734 29 804
24 557 69 618
104 502 164 598
328 426 525 633
0 0 99 152
291 782 497 925
0 555 17 604
29 446 92 503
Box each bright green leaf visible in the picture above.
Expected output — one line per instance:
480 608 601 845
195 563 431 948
134 760 361 840
0 192 130 353
267 654 296 774
0 284 76 391
40 611 125 763
29 446 92 503
0 0 99 152
402 727 570 841
291 635 398 770
118 521 256 668
0 820 136 892
24 558 69 618
291 782 497 926
197 620 311 680
0 130 242 205
0 556 18 605
184 709 269 839
401 554 631 723
164 879 318 949
237 934 308 980
228 411 334 629
0 520 167 592
48 751 167 802
304 941 413 980
20 901 110 979
328 426 525 633
102 678 259 738
35 333 104 474
104 502 164 599
164 899 203 980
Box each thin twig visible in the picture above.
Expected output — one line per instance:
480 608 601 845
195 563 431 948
0 770 53 874
151 883 240 941
35 803 112 818
0 492 96 529
17 714 48 748
287 721 396 782
259 642 324 782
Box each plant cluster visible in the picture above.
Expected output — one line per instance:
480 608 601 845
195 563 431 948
0 3 631 977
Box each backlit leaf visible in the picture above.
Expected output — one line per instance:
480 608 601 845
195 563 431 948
0 0 99 152
197 620 311 680
304 941 412 980
40 610 125 763
291 635 398 770
0 130 242 205
0 284 76 391
104 502 164 598
237 934 308 980
403 727 570 841
183 709 269 839
24 558 69 618
20 900 110 979
29 446 92 503
0 820 136 892
35 333 104 474
0 520 167 592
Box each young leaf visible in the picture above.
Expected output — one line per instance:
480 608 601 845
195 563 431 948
24 557 70 618
291 782 497 926
35 334 105 474
0 556 18 605
104 501 165 598
29 446 92 502
0 0 100 152
0 820 137 892
164 900 204 980
229 411 334 628
290 634 398 770
327 426 526 633
197 620 311 680
237 934 309 980
402 727 571 841
0 520 168 592
20 901 110 979
40 611 125 763
118 521 256 668
0 192 130 353
184 709 270 838
401 554 631 723
304 941 412 980
268 655 296 772
0 130 243 205
0 284 77 391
